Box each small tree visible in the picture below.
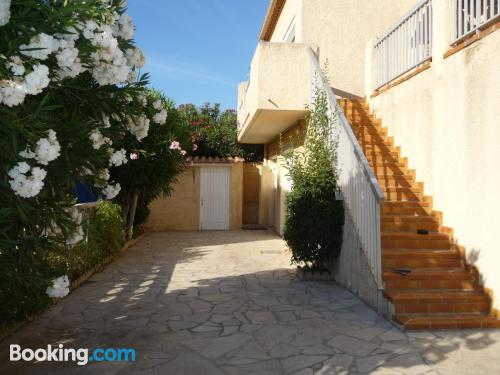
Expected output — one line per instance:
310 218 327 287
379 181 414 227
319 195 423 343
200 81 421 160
178 102 263 162
282 78 344 271
112 92 192 240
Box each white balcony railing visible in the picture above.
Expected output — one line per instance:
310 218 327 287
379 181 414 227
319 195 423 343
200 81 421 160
374 0 432 89
308 49 385 288
454 0 499 43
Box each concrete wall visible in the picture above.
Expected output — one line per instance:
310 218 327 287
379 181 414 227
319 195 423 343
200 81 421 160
145 163 243 232
369 2 500 307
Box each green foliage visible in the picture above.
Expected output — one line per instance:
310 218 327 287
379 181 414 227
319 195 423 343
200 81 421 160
0 1 182 329
0 202 124 329
283 78 344 270
178 102 263 162
112 92 192 227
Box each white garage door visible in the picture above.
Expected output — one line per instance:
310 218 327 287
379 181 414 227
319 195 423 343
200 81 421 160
200 166 231 230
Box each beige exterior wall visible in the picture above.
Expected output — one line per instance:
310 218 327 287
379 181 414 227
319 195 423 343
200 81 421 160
269 0 302 42
259 120 306 235
369 2 500 307
145 163 243 232
145 168 200 231
243 163 261 224
237 42 310 143
263 0 415 96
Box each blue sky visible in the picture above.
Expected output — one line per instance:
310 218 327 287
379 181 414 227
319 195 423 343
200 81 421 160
127 0 269 110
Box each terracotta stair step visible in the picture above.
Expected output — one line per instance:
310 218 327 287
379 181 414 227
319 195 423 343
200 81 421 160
384 268 475 290
383 187 422 201
394 313 500 330
362 145 400 155
366 154 403 164
356 135 393 145
383 250 463 268
377 179 416 189
382 232 450 248
382 215 440 232
364 149 400 158
386 290 490 314
353 128 389 137
374 169 411 176
382 201 432 215
373 168 410 176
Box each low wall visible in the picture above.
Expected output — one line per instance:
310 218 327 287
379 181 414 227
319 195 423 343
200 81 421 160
145 168 200 231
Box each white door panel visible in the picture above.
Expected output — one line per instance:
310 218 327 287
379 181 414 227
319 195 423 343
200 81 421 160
200 166 231 230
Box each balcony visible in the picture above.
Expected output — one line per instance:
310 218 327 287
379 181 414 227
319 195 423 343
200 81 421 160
237 42 312 144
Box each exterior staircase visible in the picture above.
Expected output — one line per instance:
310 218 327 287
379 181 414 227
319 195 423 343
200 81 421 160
339 98 500 330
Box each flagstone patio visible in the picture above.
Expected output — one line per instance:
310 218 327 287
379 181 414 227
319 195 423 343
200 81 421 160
1 231 499 374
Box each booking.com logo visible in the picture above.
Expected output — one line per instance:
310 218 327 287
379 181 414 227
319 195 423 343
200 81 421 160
10 344 136 366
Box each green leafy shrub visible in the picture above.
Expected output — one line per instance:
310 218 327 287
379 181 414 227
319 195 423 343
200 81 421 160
63 202 123 280
283 78 344 271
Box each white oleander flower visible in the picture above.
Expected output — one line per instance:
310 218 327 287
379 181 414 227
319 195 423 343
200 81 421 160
117 13 134 40
20 33 56 60
95 168 110 188
66 206 84 246
127 114 150 141
19 148 36 159
6 56 25 76
127 69 137 83
101 114 111 128
138 94 147 106
8 162 47 198
153 109 167 125
0 0 11 26
125 47 145 68
102 182 121 199
54 38 84 79
46 275 70 298
109 148 128 167
1 80 26 107
152 100 162 110
34 130 61 165
24 64 50 95
89 128 112 149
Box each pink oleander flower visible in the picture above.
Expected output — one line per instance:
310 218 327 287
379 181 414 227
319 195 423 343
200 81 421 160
180 150 187 156
169 141 181 150
192 144 198 151
130 152 139 160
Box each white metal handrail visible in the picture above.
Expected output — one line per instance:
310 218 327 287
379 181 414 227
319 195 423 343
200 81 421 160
307 48 385 288
454 0 499 43
374 0 432 89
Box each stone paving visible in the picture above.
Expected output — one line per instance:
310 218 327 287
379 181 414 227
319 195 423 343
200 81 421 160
1 231 500 375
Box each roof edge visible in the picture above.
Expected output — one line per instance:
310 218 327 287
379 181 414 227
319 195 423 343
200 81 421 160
258 0 287 41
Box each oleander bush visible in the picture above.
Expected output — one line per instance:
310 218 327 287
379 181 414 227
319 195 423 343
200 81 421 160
0 1 191 329
283 78 344 271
